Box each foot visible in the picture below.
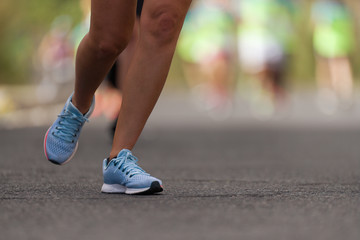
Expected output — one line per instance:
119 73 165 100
101 149 163 195
44 94 95 165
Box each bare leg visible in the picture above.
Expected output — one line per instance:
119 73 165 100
116 19 140 90
110 0 192 158
72 0 137 114
329 57 353 103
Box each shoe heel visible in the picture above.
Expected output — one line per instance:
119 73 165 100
101 183 126 193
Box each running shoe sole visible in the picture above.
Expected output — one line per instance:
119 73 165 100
44 127 78 165
101 181 163 195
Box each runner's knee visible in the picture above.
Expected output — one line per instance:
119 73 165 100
143 6 184 46
87 32 131 59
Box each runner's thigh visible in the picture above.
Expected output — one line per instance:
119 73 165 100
89 0 137 45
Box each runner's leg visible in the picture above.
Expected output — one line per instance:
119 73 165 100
72 0 137 114
110 0 192 158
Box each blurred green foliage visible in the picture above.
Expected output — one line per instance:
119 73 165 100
0 0 359 86
0 0 81 84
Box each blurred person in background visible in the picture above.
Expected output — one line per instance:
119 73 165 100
43 0 192 195
236 0 295 118
71 0 91 53
312 0 355 114
35 15 74 103
177 0 236 120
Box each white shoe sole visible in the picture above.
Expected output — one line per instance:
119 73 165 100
101 183 149 194
101 182 163 195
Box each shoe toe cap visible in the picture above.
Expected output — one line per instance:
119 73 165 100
45 131 76 164
126 175 162 189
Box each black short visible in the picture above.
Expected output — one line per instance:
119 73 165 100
136 0 144 17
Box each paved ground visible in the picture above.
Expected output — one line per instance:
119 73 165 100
0 93 360 240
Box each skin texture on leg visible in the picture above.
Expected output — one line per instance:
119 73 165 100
72 0 137 114
110 0 192 159
116 19 140 90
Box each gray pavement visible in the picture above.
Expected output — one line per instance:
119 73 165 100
1 119 360 240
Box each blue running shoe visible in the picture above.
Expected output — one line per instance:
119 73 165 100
44 94 95 165
101 149 163 194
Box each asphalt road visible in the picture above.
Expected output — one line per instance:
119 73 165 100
1 116 359 240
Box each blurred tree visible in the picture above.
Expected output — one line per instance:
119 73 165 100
0 0 358 86
0 0 81 84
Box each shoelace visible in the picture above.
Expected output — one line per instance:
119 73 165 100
113 152 149 178
53 110 89 143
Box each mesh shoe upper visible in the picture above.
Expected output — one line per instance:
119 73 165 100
44 94 95 164
103 149 162 189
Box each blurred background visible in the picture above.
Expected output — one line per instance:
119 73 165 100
0 0 360 128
